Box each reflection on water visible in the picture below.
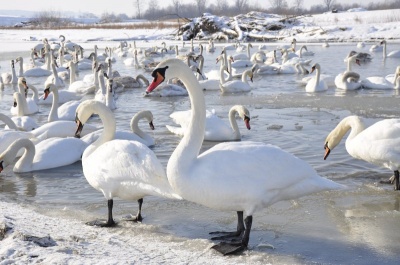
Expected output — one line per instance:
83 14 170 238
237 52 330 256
1 40 400 263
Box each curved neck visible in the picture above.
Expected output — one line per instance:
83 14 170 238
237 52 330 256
98 70 106 95
83 104 116 159
228 107 241 140
339 116 365 143
11 62 17 83
220 63 229 84
136 74 148 87
0 113 18 130
314 66 321 84
30 49 36 67
346 58 353 72
247 44 251 58
48 86 59 122
130 111 152 141
29 85 39 102
167 60 206 177
241 70 250 83
11 138 35 172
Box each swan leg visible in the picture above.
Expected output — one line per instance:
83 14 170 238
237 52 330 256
86 199 117 227
209 211 244 240
394 171 400 191
123 198 143 222
211 215 252 255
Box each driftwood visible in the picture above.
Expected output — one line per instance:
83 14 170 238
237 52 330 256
177 12 287 41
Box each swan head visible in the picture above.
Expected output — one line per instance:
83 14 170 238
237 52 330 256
75 100 99 138
235 105 251 130
43 83 55 100
0 151 14 173
146 65 169 94
310 63 320 74
324 129 343 160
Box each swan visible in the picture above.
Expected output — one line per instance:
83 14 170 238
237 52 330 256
369 43 383 53
10 91 39 116
322 41 330 48
104 78 117 110
0 114 39 155
361 66 400 89
335 71 362 90
219 66 253 93
43 83 80 122
146 58 344 255
67 60 96 94
144 78 188 97
324 116 400 190
0 76 4 90
252 63 279 76
81 110 155 147
45 63 65 89
0 137 87 173
74 100 180 226
232 43 252 61
295 45 314 57
15 56 51 77
305 63 328 92
17 77 39 104
344 50 372 63
206 39 215 53
334 55 361 90
38 79 80 105
1 60 18 85
166 105 251 142
380 40 400 58
357 42 365 48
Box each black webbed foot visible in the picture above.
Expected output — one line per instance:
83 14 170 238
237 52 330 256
379 175 395 185
211 241 247 255
209 230 242 241
122 214 143 223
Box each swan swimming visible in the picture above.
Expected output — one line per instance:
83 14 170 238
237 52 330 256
146 58 344 255
324 116 400 190
75 100 181 227
166 105 251 142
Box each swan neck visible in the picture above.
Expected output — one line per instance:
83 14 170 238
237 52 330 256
228 107 241 140
167 62 206 177
130 111 151 139
84 104 116 158
0 113 18 130
12 139 35 172
48 86 59 122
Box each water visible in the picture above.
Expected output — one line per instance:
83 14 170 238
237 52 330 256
1 40 400 264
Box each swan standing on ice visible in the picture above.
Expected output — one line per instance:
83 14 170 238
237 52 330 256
146 58 344 255
305 63 328 92
324 116 400 190
75 100 180 227
166 105 251 142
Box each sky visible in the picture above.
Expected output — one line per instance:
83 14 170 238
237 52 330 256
0 0 387 17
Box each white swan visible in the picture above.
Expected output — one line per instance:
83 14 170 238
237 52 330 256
252 63 279 75
81 110 155 147
380 40 400 58
67 60 96 94
324 116 400 190
144 78 188 97
45 63 65 88
10 91 39 116
219 66 253 93
43 83 80 122
146 58 344 255
0 114 38 155
334 55 361 90
17 77 39 104
1 60 18 85
166 105 251 142
361 66 400 89
15 56 51 77
305 63 328 92
74 100 180 226
0 137 87 173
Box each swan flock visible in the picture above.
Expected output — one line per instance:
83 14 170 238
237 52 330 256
1 37 399 258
